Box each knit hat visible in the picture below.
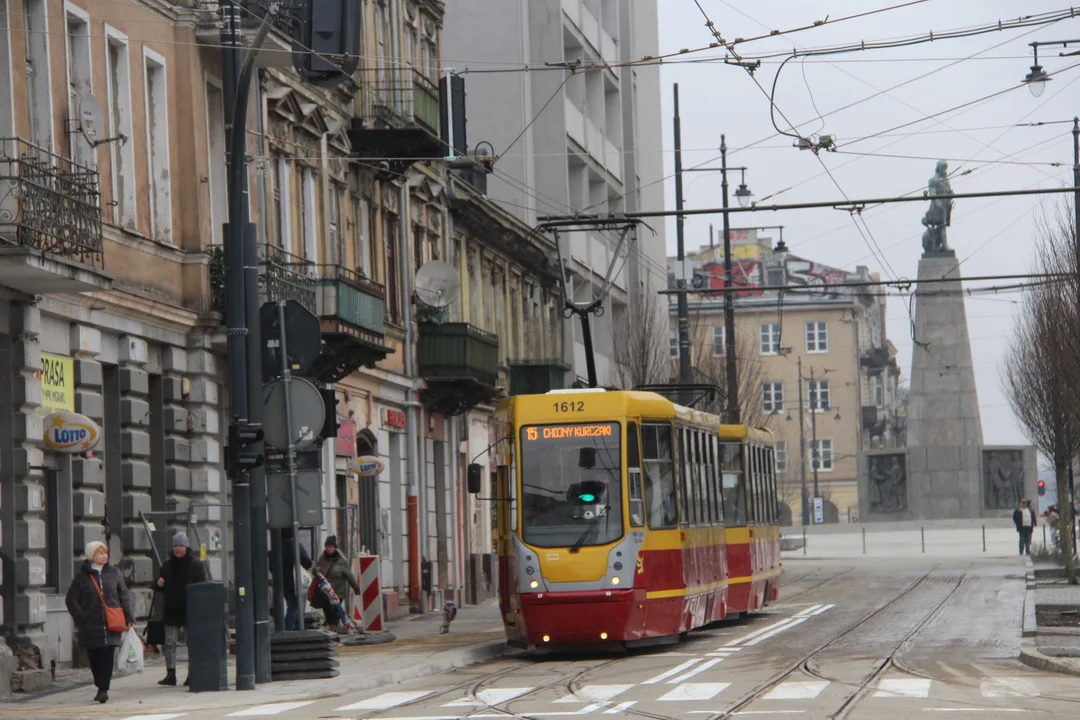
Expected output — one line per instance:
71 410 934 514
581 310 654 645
85 541 108 560
172 533 190 548
324 535 338 548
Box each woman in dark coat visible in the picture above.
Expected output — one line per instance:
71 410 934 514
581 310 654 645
314 536 360 632
65 541 135 704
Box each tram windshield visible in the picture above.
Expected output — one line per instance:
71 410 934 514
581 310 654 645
518 422 624 549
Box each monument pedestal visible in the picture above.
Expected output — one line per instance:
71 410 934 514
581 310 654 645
857 251 1037 521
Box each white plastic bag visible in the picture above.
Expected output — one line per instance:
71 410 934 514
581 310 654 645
299 569 312 592
115 628 144 676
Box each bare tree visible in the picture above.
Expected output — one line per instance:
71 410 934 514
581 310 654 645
686 314 769 428
612 285 672 389
1002 204 1080 579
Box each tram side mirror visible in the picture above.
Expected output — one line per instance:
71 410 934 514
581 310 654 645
578 448 596 469
467 463 482 494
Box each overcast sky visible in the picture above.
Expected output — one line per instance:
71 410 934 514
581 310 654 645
657 0 1078 448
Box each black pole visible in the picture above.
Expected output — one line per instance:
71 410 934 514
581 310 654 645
673 85 692 402
798 356 809 526
270 529 285 629
810 366 820 503
720 135 738 424
579 310 598 388
221 0 255 691
1071 117 1079 583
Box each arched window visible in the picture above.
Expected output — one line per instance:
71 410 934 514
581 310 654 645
356 428 377 457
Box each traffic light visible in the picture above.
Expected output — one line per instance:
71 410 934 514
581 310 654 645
292 0 361 89
1038 480 1046 497
228 422 264 475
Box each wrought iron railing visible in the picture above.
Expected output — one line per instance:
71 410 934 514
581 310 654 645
354 68 441 134
0 137 103 268
260 243 316 312
314 264 386 336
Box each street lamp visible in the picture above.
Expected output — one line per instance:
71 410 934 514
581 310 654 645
735 170 753 208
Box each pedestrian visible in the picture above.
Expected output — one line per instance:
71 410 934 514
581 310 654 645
1013 499 1037 556
313 536 361 633
65 541 135 704
279 528 313 631
155 533 207 687
1047 504 1061 548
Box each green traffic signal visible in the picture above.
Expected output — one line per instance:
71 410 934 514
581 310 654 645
578 493 597 503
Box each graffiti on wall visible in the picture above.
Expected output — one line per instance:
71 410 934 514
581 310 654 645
671 255 848 297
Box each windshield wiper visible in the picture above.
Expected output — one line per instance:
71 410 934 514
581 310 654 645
568 508 609 554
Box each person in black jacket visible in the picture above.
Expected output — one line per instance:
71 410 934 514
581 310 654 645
279 528 313 630
1013 499 1037 555
65 541 134 704
154 533 207 687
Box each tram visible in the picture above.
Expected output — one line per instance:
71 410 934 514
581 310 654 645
475 387 781 649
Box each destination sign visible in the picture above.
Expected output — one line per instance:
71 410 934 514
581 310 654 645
524 424 615 441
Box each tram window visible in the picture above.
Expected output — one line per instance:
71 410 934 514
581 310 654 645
693 432 703 527
700 432 711 524
753 445 763 524
756 446 766 524
627 422 645 528
766 446 777 522
720 441 747 527
642 423 678 529
711 435 723 523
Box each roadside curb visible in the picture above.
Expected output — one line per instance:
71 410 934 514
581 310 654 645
1022 583 1037 638
1019 643 1080 676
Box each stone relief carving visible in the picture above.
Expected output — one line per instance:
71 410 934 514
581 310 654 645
869 453 907 513
984 449 1024 509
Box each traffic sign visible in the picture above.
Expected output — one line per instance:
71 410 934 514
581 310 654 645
262 376 326 452
260 300 322 382
813 496 824 524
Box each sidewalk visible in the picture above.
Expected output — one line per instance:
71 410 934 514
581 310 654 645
1018 558 1080 675
0 600 507 716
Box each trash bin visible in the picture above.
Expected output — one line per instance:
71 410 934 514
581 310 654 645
186 582 228 692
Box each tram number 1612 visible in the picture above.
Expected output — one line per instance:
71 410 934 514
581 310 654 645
553 401 584 413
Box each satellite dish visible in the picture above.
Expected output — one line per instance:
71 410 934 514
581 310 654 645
415 260 461 308
76 94 105 146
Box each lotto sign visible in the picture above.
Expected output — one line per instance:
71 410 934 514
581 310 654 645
39 353 75 412
353 455 384 476
43 411 101 453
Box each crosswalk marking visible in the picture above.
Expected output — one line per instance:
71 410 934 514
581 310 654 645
445 687 535 706
554 684 633 704
603 701 637 714
980 677 1039 698
121 715 186 720
226 701 316 716
873 678 932 698
336 690 432 711
668 658 724 683
763 681 829 700
643 659 703 685
657 682 731 702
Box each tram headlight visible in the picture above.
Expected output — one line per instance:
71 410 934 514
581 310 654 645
610 576 620 585
600 632 608 640
543 635 551 643
530 579 539 589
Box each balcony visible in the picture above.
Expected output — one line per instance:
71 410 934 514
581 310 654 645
418 323 501 416
310 265 392 383
0 138 112 294
193 1 297 69
348 69 444 171
509 360 570 396
206 243 316 317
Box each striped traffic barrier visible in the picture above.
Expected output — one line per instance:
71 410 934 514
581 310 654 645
357 554 384 632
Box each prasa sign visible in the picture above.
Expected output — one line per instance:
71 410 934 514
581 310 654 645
43 411 101 453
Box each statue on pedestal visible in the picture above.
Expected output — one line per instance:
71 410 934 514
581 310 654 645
921 160 954 255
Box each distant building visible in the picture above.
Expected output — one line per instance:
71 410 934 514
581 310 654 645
668 230 904 524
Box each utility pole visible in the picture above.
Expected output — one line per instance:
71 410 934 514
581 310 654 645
809 366 820 506
720 135 739 424
1068 116 1080 582
797 356 809 526
673 84 692 402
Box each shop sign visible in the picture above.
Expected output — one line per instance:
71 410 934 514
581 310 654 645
383 408 406 430
43 411 101 453
353 455 384 476
336 419 356 456
39 353 75 412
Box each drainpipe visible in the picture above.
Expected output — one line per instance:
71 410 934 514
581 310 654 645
400 178 421 612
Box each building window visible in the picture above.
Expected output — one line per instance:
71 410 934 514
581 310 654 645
353 196 370 276
762 382 784 414
65 5 93 168
273 156 291 249
669 329 678 359
806 321 828 353
712 326 725 357
300 167 317 263
24 0 52 151
205 80 226 246
143 48 172 243
385 212 400 323
104 26 135 229
808 379 830 411
810 439 834 472
775 440 788 474
872 374 885 408
760 323 780 355
329 184 343 266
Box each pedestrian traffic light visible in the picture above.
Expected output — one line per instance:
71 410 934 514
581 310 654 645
228 422 264 475
1038 480 1046 497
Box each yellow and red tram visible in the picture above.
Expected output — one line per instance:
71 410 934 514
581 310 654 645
484 388 781 649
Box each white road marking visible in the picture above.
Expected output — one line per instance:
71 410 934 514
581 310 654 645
445 687 535 706
980 677 1039 698
643 659 704 685
668 658 724 683
797 604 823 616
604 701 637 714
554 685 633 704
121 715 186 720
796 604 835 617
922 709 1026 713
227 702 317 716
742 618 808 646
689 712 806 716
873 678 932 698
657 682 731 701
336 691 432 710
762 681 830 700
